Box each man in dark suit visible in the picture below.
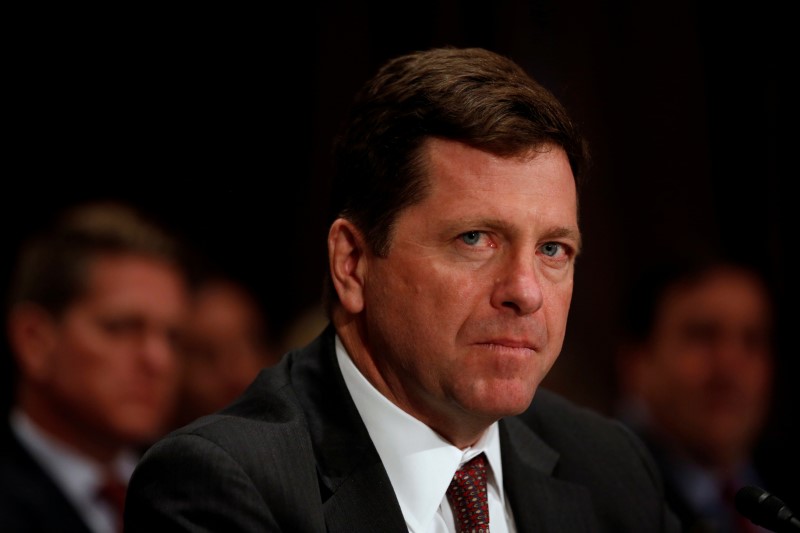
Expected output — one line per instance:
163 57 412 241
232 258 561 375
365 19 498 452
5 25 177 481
0 202 190 533
125 46 681 532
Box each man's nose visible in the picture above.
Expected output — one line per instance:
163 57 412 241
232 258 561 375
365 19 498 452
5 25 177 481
490 252 544 316
138 330 177 374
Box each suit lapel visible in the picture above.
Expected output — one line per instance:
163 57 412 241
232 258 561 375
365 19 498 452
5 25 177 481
291 325 407 533
1 428 94 533
500 417 599 532
322 458 408 532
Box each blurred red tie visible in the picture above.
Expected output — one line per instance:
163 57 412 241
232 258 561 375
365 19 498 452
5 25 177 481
96 471 127 533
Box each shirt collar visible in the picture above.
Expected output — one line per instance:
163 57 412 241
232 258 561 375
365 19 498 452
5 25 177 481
335 334 505 532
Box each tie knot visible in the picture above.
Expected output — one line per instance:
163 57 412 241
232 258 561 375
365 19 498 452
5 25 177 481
446 453 490 533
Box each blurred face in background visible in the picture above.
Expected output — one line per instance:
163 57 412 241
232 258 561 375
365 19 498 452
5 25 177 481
174 280 277 427
629 267 774 469
14 254 188 458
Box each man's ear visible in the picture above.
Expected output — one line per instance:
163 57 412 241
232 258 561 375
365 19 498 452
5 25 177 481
327 218 369 314
7 303 58 382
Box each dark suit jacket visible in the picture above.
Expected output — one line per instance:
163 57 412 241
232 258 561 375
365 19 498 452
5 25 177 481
125 325 681 532
0 423 93 533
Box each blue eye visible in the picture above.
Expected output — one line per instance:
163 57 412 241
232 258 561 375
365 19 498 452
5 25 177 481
540 242 563 257
460 231 482 245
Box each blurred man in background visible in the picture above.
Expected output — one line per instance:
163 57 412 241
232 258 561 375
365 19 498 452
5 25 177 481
170 274 280 430
614 257 788 532
0 201 189 533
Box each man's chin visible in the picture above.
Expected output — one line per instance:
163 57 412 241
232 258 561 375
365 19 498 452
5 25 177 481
471 383 537 418
114 411 172 442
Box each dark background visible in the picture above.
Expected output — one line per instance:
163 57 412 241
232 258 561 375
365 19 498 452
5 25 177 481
4 2 796 485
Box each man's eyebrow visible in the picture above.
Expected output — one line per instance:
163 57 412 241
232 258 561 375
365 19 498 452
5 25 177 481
545 226 583 254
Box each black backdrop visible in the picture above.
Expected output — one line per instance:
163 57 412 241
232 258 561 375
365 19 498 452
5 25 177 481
4 2 796 483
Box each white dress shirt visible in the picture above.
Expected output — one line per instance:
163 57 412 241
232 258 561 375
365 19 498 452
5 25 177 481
336 335 517 533
10 409 138 533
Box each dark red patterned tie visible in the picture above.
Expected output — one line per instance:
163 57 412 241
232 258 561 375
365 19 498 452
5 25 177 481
446 453 490 533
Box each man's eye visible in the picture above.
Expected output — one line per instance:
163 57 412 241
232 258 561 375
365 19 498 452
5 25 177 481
460 231 483 245
540 242 563 257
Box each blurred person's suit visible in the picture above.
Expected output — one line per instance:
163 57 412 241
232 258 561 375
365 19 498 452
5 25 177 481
0 419 129 533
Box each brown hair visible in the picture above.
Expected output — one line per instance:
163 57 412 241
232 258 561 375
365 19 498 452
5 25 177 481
7 201 185 317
